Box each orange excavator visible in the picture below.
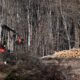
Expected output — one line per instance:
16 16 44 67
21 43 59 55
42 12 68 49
0 25 24 65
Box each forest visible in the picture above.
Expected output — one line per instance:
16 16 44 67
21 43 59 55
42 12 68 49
0 0 80 57
0 0 80 80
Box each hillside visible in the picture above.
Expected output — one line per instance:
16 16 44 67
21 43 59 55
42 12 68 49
0 0 80 80
0 0 80 56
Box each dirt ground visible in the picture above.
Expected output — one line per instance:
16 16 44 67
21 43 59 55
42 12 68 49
0 64 12 80
0 73 7 80
42 58 80 80
0 58 80 80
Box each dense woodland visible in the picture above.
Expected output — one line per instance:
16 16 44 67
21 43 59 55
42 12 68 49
0 0 80 80
0 0 80 57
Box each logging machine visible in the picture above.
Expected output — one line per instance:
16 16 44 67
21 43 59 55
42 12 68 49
0 25 24 65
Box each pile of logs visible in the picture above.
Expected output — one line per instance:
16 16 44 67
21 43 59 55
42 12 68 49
52 48 80 58
41 48 80 59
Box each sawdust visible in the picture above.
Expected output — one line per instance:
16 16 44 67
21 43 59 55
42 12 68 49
41 48 80 59
52 48 80 58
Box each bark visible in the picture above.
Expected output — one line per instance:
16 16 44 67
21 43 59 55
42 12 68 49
59 0 71 49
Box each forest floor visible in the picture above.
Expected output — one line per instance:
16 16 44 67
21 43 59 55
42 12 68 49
1 49 80 80
0 65 11 80
1 58 80 80
42 58 80 80
41 48 80 80
0 72 7 80
0 59 80 80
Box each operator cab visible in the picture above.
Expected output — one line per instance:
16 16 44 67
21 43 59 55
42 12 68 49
0 25 16 65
